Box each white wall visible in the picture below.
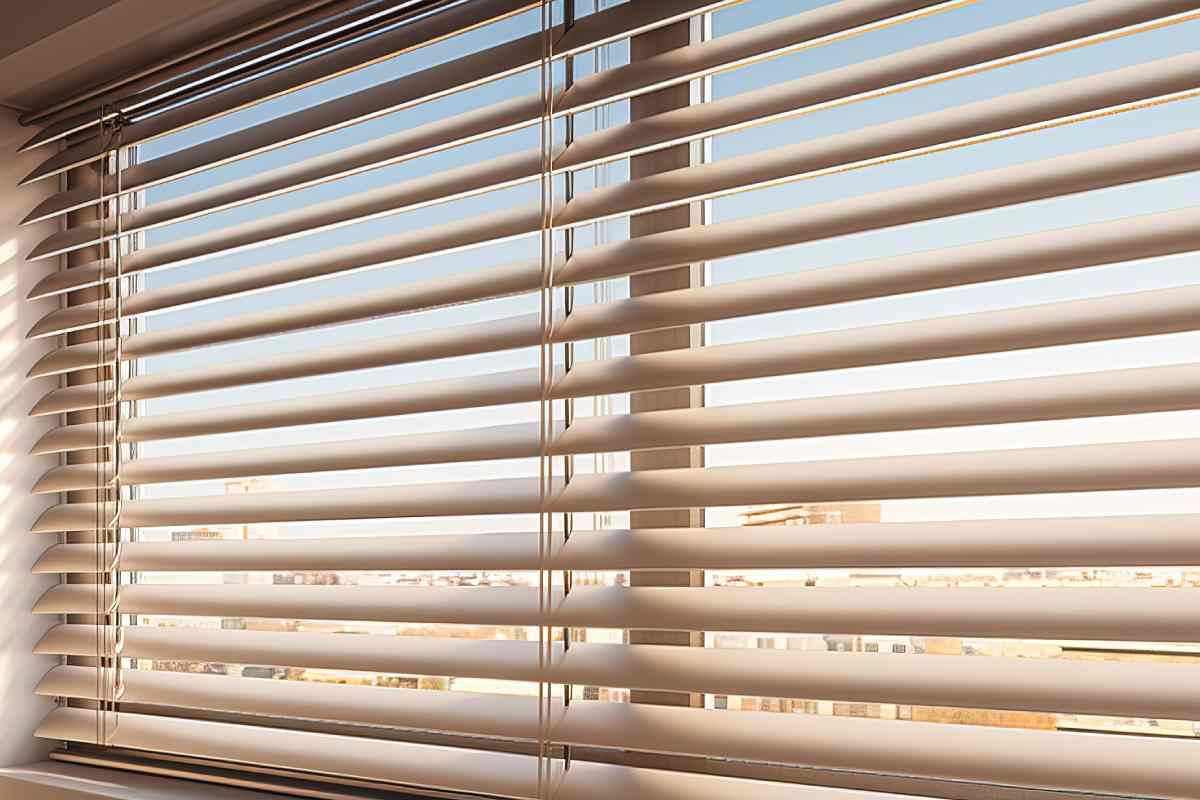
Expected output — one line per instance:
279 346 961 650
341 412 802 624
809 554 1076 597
0 107 62 767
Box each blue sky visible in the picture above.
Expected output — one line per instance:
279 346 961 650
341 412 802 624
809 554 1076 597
125 0 1200 541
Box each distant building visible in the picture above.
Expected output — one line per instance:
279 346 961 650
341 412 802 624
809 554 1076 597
225 478 274 495
712 503 886 715
170 527 223 542
224 478 278 541
273 571 343 586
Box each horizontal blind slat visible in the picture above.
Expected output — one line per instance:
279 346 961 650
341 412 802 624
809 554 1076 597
39 642 1200 732
554 0 952 113
31 514 1200 573
33 421 544 491
25 256 545 342
556 42 1200 176
554 643 1200 721
37 665 544 740
34 584 544 626
127 312 540 399
32 279 1200 413
24 93 544 232
31 370 545 448
22 0 947 230
27 145 549 264
553 284 1200 399
29 125 1198 304
37 705 1200 800
36 624 545 682
31 583 1200 641
558 0 1200 174
555 55 1200 227
27 198 1200 365
557 130 1200 286
29 0 1200 260
555 439 1200 514
30 51 1200 287
548 360 1200 449
554 702 1200 800
32 361 1200 484
29 362 544 417
34 626 1200 722
27 202 543 301
30 439 1200 531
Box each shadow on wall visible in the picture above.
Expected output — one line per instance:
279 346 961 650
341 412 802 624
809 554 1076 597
0 108 66 767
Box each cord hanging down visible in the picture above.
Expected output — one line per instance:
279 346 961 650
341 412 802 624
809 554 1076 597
94 106 129 747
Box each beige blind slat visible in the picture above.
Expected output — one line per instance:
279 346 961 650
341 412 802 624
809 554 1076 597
27 200 1200 357
28 700 1200 800
28 367 540 419
22 0 945 230
27 202 541 301
33 627 1200 722
126 312 539 397
558 0 1200 172
30 147 551 264
32 361 1200 486
40 647 1200 736
27 94 546 236
29 126 1199 304
552 284 1200 399
554 642 1200 722
34 532 547 573
27 253 543 343
27 52 1200 289
30 437 1200 530
32 280 1200 415
37 665 544 740
34 584 547 626
31 514 1200 574
32 371 545 453
43 706 1039 800
556 130 1199 285
27 0 1198 255
33 421 543 491
32 583 1200 642
552 702 1200 800
32 700 1200 799
37 624 546 682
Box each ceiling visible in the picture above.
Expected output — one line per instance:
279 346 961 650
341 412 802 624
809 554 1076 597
0 0 311 115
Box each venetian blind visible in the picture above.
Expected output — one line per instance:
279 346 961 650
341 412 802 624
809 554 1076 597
18 1 1200 798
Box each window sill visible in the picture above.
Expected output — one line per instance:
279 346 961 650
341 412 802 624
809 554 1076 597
0 761 285 800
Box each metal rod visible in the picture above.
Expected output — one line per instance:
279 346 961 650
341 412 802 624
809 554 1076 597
559 0 576 776
21 0 458 133
535 3 555 796
22 0 350 127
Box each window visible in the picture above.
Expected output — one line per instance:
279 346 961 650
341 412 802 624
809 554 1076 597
18 0 1200 798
